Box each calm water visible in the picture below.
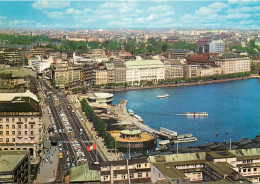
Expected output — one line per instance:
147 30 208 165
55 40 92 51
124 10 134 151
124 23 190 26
113 79 260 146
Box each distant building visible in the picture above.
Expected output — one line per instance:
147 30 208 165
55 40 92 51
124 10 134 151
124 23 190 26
0 90 43 158
0 48 27 67
197 38 209 54
163 60 183 79
106 63 115 83
198 65 222 77
183 65 199 78
114 62 126 83
92 69 108 85
209 40 225 54
126 59 165 83
0 151 31 184
186 53 218 65
166 49 191 59
215 53 250 74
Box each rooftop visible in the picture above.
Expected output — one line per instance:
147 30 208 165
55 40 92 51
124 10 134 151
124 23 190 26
126 59 164 67
121 129 141 135
207 151 236 159
152 163 187 179
217 53 249 59
0 151 28 173
69 164 100 182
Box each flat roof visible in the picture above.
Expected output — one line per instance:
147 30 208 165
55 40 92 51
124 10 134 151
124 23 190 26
0 151 28 173
121 129 141 135
69 164 100 182
207 151 236 159
152 163 187 179
126 60 164 67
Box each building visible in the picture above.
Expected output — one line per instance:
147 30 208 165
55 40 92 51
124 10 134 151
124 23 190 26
32 61 51 74
149 149 258 183
114 62 126 83
100 158 151 183
197 38 209 54
163 60 184 79
106 63 115 83
0 48 27 67
51 63 81 89
84 92 114 108
186 53 218 65
80 64 95 86
0 151 31 184
198 65 222 77
183 65 199 78
251 58 260 74
166 49 191 59
126 59 165 83
92 69 108 85
209 40 225 54
0 90 43 158
215 53 250 74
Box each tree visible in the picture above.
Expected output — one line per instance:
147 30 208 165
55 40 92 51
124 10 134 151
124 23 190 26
162 44 168 52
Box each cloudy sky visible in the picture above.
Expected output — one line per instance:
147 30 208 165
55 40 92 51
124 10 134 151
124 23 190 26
0 0 259 29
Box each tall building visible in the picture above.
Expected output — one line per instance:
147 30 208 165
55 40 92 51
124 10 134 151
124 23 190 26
163 60 183 79
114 62 126 83
197 38 209 54
209 40 225 54
126 59 165 83
215 53 250 74
0 151 31 184
183 65 199 78
0 90 43 158
0 48 27 67
92 69 108 85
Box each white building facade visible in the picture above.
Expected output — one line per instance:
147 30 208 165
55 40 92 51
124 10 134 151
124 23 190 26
209 40 225 54
126 59 165 83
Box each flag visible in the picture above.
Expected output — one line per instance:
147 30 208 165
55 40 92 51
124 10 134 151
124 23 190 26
87 143 97 151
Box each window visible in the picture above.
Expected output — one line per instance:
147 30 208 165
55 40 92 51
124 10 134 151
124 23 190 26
137 164 141 168
12 118 14 122
12 138 15 142
25 118 27 122
6 119 9 123
145 163 147 168
113 174 117 179
6 138 9 143
12 125 15 129
25 131 27 135
130 173 134 178
122 174 126 179
18 131 21 136
103 175 108 181
146 172 149 177
12 131 15 135
31 125 33 129
243 169 246 172
138 173 142 178
0 138 3 142
18 125 21 129
0 125 2 129
254 168 257 172
0 131 3 135
31 131 33 135
6 131 9 135
25 124 27 129
6 125 9 129
248 168 251 172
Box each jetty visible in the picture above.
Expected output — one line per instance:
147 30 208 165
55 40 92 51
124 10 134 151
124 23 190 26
115 100 175 140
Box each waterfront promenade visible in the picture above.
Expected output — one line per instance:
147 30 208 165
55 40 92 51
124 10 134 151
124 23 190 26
67 94 123 161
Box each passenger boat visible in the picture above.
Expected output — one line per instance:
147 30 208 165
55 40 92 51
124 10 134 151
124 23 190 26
157 94 169 98
185 112 208 116
133 114 143 122
173 133 198 144
160 127 178 137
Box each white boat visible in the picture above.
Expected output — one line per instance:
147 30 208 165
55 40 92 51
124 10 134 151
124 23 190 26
160 127 178 137
133 114 143 122
185 112 208 116
127 109 134 116
157 94 169 98
173 133 197 143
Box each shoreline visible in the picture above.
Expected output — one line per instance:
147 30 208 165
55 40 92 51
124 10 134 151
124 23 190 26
97 76 258 93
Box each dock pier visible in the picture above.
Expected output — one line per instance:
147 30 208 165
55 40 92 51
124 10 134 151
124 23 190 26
116 100 175 140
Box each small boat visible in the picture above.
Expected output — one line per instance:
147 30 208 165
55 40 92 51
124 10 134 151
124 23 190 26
173 133 197 144
127 109 134 116
157 94 169 98
133 114 143 122
185 112 208 116
160 127 178 137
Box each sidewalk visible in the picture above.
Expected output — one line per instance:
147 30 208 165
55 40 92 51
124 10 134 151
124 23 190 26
68 94 123 161
36 146 59 183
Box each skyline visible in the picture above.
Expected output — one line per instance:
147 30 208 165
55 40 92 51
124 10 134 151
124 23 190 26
0 0 259 29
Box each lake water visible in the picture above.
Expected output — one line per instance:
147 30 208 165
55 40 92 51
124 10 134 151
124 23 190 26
113 79 260 146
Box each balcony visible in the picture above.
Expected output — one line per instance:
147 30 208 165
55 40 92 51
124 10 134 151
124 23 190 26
16 121 23 124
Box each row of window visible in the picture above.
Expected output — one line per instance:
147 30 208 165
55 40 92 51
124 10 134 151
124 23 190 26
0 118 35 123
0 137 36 142
0 131 34 136
0 124 34 129
104 172 149 181
239 168 257 173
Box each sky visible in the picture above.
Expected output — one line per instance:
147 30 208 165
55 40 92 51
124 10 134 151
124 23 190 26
0 0 259 29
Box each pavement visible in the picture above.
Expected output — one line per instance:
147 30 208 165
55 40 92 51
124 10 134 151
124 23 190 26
36 146 59 183
68 94 124 161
